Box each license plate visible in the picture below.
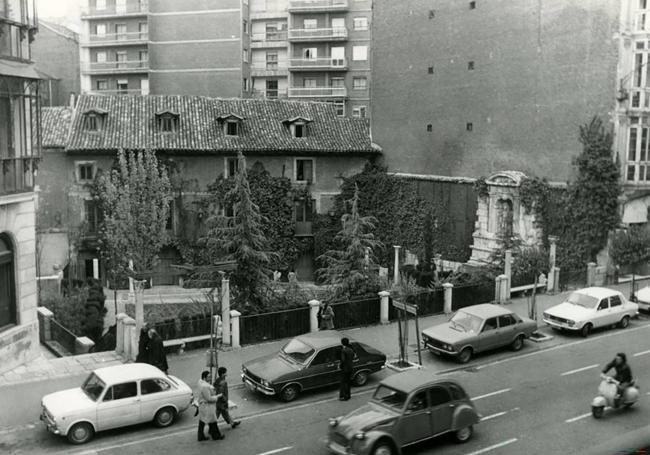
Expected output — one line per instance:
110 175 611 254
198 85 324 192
244 379 256 391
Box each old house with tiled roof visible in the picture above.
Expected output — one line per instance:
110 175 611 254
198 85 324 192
38 95 380 282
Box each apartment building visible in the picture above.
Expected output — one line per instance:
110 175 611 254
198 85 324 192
80 0 247 97
0 0 41 374
249 0 372 118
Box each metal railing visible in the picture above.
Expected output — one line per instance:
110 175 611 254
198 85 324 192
87 89 145 96
83 31 148 45
81 1 148 16
50 318 78 355
251 31 288 42
0 157 36 195
288 0 349 11
240 306 310 345
288 27 348 41
288 86 347 97
251 89 288 99
82 60 149 74
289 57 347 69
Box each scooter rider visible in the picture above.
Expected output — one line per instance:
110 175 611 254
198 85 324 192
602 352 633 405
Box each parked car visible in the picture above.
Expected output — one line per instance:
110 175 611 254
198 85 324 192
326 370 480 455
421 303 538 363
542 287 638 337
40 363 192 444
632 285 650 313
241 331 386 402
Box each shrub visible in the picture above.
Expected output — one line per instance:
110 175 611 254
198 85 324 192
610 227 650 267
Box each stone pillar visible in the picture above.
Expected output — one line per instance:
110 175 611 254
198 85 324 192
92 258 100 280
548 236 558 268
378 291 390 324
75 336 95 355
128 259 135 301
116 312 127 354
37 307 53 342
494 275 502 303
547 236 559 293
393 245 401 284
308 299 321 332
500 275 509 303
117 293 127 316
587 262 597 287
551 267 560 293
504 249 512 300
222 278 231 345
230 310 241 349
123 316 136 361
443 282 454 314
134 280 146 334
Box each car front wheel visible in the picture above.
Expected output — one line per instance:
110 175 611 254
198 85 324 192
454 425 473 443
372 441 395 455
619 316 630 329
280 384 300 402
154 407 176 427
457 347 472 364
580 323 592 338
67 422 94 445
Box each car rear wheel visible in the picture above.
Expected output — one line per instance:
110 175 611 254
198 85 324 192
154 407 176 427
67 422 94 445
592 405 604 419
372 442 395 455
280 384 300 402
458 347 472 364
510 335 524 351
352 371 369 387
454 425 473 443
619 316 630 329
580 323 592 338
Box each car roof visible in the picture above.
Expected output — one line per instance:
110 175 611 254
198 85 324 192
572 287 622 299
94 363 166 384
457 303 512 319
297 330 348 349
379 370 460 393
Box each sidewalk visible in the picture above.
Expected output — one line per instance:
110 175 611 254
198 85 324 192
0 281 637 388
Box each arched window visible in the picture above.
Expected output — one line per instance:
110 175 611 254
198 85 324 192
496 199 513 239
0 234 16 330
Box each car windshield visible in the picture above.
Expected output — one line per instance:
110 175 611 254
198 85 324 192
81 372 106 402
567 291 599 308
450 310 483 333
372 385 407 410
281 338 315 364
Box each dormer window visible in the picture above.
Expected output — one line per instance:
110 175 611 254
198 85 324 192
217 113 244 137
282 116 313 138
294 123 306 138
83 108 108 132
155 109 180 133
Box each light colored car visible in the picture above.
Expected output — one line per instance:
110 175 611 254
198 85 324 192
632 285 650 312
40 363 192 444
421 303 538 363
326 370 480 455
543 287 638 337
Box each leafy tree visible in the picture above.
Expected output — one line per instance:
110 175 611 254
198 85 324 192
94 149 172 286
82 278 107 343
317 185 383 299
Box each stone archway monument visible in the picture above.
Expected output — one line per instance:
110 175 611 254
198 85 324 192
469 171 543 265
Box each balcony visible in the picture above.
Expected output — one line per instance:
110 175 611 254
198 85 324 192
250 65 288 77
288 27 347 42
81 31 148 47
87 89 145 95
289 57 347 71
249 9 287 20
81 2 148 18
250 32 288 48
251 89 288 100
81 60 149 74
288 86 347 98
0 157 37 196
629 88 650 112
288 0 348 13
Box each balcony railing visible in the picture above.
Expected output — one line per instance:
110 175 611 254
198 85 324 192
288 0 348 12
288 27 348 41
82 31 148 46
250 65 288 77
81 1 148 17
251 31 288 42
87 89 144 95
288 86 347 97
289 57 347 70
0 157 37 195
82 60 149 74
251 89 288 99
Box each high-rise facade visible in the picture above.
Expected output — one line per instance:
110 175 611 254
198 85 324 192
0 0 41 374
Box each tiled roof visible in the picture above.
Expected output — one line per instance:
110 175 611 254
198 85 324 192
41 106 72 148
64 95 377 155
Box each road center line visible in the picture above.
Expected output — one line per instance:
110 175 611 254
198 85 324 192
565 412 592 423
634 349 650 357
473 388 511 400
561 364 599 376
257 447 292 455
465 438 518 455
480 411 507 422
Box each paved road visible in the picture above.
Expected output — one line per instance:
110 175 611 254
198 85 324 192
4 317 650 455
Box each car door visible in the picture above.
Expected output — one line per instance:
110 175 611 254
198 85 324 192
96 381 140 430
477 317 500 352
139 378 172 422
497 314 517 347
593 298 611 328
608 295 624 323
303 346 340 389
430 385 454 436
397 389 431 445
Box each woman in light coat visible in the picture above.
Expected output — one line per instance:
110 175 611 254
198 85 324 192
197 370 224 441
319 302 335 330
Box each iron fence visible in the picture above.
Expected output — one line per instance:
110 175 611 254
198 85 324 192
559 267 587 291
331 297 380 329
50 318 78 355
153 316 213 341
240 306 310 345
452 282 495 310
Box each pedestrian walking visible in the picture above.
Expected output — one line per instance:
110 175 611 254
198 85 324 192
135 323 150 363
319 302 335 330
213 367 241 429
197 370 225 441
339 337 354 401
147 328 169 374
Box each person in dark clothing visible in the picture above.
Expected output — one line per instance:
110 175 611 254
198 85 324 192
213 367 241 429
602 352 633 404
147 328 169 374
339 337 354 401
135 323 150 363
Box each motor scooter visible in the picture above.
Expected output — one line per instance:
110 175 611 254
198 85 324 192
591 373 639 418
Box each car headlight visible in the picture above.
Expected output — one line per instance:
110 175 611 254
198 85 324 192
354 432 366 440
260 379 270 387
542 312 549 319
329 417 339 427
567 320 575 327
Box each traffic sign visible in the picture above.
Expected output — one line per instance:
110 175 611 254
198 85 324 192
392 299 418 315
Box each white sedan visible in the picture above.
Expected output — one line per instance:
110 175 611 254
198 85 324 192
543 287 638 337
41 363 192 444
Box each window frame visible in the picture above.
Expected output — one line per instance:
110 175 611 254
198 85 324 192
224 157 239 178
353 17 369 31
294 158 315 182
225 120 239 137
352 76 367 90
0 234 17 332
157 114 178 133
140 378 172 395
76 161 97 183
352 45 368 61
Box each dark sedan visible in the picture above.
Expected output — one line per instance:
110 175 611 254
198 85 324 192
241 331 387 402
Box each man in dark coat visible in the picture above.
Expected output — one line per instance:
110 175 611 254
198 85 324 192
135 323 150 363
339 337 354 401
213 367 241 429
147 328 169 374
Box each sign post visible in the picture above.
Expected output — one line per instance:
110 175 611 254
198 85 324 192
392 299 422 367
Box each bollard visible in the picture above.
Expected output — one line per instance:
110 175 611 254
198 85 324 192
308 299 321 332
123 317 136 361
37 307 54 342
504 249 512 300
552 267 560 293
230 310 241 349
499 274 509 303
443 283 453 314
116 312 127 354
587 262 597 287
378 291 390 324
75 336 95 355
